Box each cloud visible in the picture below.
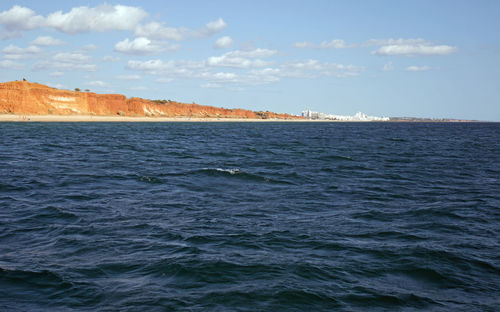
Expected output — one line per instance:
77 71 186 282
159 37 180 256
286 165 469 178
207 49 277 68
293 41 315 49
49 71 64 77
201 83 222 88
117 74 141 80
294 39 349 49
367 38 457 56
102 55 121 62
229 49 277 58
363 38 431 47
45 4 147 34
0 4 147 38
0 5 45 38
279 60 363 78
293 37 457 57
2 44 42 59
156 77 174 83
207 55 267 68
134 22 187 41
214 36 233 49
0 59 24 69
405 65 431 71
382 62 394 71
33 51 96 72
87 80 108 87
114 37 167 55
34 62 97 71
53 52 91 63
372 44 457 56
195 18 227 37
127 56 362 88
82 44 98 51
126 59 205 75
31 35 66 46
134 18 226 41
46 82 66 89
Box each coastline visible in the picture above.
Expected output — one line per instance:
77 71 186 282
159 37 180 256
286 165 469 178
0 114 315 122
0 114 481 123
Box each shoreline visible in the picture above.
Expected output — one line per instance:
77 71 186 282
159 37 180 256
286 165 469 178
0 114 313 122
0 114 482 123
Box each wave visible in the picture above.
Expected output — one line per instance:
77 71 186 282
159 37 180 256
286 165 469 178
187 168 294 184
318 154 354 161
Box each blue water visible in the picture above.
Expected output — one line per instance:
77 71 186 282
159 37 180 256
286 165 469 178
0 122 499 311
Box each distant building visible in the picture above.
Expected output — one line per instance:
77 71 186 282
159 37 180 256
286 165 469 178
301 110 389 121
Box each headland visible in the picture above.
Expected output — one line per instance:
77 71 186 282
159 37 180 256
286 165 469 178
0 80 302 122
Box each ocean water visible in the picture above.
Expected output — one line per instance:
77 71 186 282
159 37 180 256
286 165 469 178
0 122 499 311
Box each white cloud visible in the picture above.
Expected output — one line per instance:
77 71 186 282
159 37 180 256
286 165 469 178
372 44 457 56
293 41 315 49
0 4 147 37
127 56 362 88
294 39 349 49
280 60 363 78
134 22 187 41
49 71 64 77
367 38 457 56
382 62 394 71
45 4 148 34
293 37 457 57
2 44 42 59
34 61 97 72
0 5 45 38
114 37 180 55
114 37 163 55
102 55 121 62
211 72 238 81
87 80 108 87
82 44 98 51
207 49 277 68
31 35 66 46
214 36 233 49
320 39 348 49
33 52 96 72
53 52 91 63
129 86 147 91
207 55 263 68
156 77 174 83
117 74 141 80
405 65 432 71
134 18 226 41
0 59 24 69
195 18 227 37
201 82 222 88
229 49 277 58
46 82 66 89
126 59 205 76
364 38 431 47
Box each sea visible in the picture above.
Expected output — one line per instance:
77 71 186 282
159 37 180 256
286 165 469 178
0 122 499 311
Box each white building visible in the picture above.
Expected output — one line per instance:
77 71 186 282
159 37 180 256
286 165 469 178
301 110 389 121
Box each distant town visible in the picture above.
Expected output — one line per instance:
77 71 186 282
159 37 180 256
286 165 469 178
302 110 389 121
301 110 474 122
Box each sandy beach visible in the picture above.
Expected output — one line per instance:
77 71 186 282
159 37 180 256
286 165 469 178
0 114 316 122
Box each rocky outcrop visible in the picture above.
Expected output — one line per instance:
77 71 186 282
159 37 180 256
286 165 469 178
0 80 300 119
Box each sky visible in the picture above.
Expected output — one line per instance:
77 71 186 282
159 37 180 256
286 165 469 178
0 0 499 121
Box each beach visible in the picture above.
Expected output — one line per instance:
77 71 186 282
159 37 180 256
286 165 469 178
0 114 312 122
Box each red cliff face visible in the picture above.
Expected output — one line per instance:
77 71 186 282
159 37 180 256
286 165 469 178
0 81 301 119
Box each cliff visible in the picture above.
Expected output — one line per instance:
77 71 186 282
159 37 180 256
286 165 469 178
0 80 300 119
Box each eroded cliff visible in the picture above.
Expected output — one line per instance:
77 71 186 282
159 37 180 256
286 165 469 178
0 81 300 119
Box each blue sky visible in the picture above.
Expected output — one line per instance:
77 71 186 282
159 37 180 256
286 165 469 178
0 1 499 120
